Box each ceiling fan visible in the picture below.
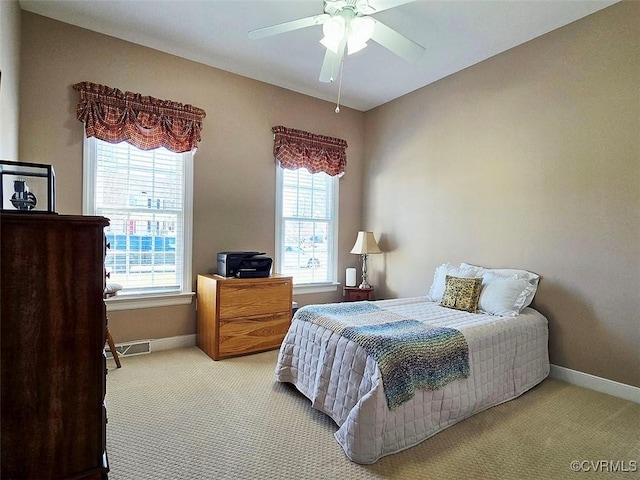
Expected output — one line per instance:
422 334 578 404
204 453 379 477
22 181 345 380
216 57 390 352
248 0 425 83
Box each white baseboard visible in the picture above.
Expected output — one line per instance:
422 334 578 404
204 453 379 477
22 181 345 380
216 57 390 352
550 364 639 404
149 334 197 352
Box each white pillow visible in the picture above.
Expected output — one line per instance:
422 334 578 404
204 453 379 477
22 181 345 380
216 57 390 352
460 263 540 314
477 273 531 316
427 263 483 302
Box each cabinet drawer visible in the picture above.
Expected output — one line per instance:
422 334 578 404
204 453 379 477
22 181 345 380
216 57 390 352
349 290 372 301
219 281 291 319
218 312 291 358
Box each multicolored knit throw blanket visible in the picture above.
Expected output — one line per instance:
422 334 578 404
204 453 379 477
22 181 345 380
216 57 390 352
296 302 470 410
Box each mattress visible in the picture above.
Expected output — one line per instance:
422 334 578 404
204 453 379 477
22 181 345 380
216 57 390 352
275 296 550 464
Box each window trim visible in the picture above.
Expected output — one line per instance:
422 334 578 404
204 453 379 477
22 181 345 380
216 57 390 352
83 137 194 309
274 163 339 294
105 292 194 311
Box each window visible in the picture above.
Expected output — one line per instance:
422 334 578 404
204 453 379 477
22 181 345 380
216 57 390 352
275 164 338 292
83 137 193 309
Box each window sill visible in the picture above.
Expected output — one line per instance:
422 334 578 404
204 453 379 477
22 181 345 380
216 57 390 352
106 292 195 311
293 282 340 295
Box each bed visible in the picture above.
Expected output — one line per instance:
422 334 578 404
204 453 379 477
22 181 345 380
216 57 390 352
274 263 550 464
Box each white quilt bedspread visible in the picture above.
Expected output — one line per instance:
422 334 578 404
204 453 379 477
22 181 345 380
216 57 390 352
275 297 549 464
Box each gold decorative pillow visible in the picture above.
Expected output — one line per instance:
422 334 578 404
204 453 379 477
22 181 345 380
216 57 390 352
440 275 483 313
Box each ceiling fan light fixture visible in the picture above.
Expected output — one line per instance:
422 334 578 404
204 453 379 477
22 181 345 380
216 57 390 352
350 16 375 40
320 35 342 54
346 37 367 55
346 16 375 55
320 15 346 52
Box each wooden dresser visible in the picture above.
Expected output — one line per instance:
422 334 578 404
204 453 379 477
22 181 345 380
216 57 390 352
0 213 110 479
196 274 293 360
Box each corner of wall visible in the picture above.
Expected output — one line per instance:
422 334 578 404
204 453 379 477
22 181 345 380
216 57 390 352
0 1 21 159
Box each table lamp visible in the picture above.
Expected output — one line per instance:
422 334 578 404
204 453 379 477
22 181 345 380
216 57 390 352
350 231 381 289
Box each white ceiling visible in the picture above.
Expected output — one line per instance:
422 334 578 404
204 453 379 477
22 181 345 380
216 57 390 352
19 0 618 111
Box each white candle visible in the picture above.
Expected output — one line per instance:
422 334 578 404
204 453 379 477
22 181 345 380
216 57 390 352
346 268 357 287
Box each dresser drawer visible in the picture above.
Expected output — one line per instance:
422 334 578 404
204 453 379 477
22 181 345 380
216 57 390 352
218 312 291 358
219 280 291 319
344 287 374 302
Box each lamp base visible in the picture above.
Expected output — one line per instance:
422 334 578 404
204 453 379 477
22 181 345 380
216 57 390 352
358 253 372 290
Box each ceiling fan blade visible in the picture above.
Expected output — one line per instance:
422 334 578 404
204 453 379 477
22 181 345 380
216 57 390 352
370 18 425 63
248 14 329 40
319 41 346 83
366 0 416 14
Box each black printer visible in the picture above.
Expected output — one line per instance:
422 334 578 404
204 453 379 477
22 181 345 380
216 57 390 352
217 252 272 278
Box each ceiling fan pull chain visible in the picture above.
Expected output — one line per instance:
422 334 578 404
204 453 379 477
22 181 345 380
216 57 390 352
335 58 345 113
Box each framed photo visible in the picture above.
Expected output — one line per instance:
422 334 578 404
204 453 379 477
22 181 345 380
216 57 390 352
0 160 56 213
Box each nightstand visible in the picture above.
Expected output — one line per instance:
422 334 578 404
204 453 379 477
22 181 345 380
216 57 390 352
343 286 374 302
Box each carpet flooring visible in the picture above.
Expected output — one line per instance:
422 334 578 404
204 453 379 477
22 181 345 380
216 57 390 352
105 347 639 479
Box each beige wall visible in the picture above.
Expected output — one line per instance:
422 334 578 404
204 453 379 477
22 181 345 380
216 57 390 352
17 4 639 387
19 12 365 343
0 0 20 159
364 2 639 387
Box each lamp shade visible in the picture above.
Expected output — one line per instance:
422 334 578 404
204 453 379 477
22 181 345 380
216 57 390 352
320 15 346 53
347 16 375 55
350 231 381 255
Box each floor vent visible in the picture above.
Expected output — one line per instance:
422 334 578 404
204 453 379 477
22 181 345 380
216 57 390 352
107 340 151 358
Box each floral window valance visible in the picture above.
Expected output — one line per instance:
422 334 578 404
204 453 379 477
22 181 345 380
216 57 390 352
272 125 347 177
73 81 206 153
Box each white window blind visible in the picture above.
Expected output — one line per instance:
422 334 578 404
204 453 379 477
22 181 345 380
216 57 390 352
84 137 193 298
275 165 338 286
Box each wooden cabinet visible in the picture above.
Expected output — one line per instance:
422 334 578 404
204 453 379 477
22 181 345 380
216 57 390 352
343 286 374 302
0 213 109 480
197 274 293 360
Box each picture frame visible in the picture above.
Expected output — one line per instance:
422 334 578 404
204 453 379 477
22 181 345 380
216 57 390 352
0 160 56 213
